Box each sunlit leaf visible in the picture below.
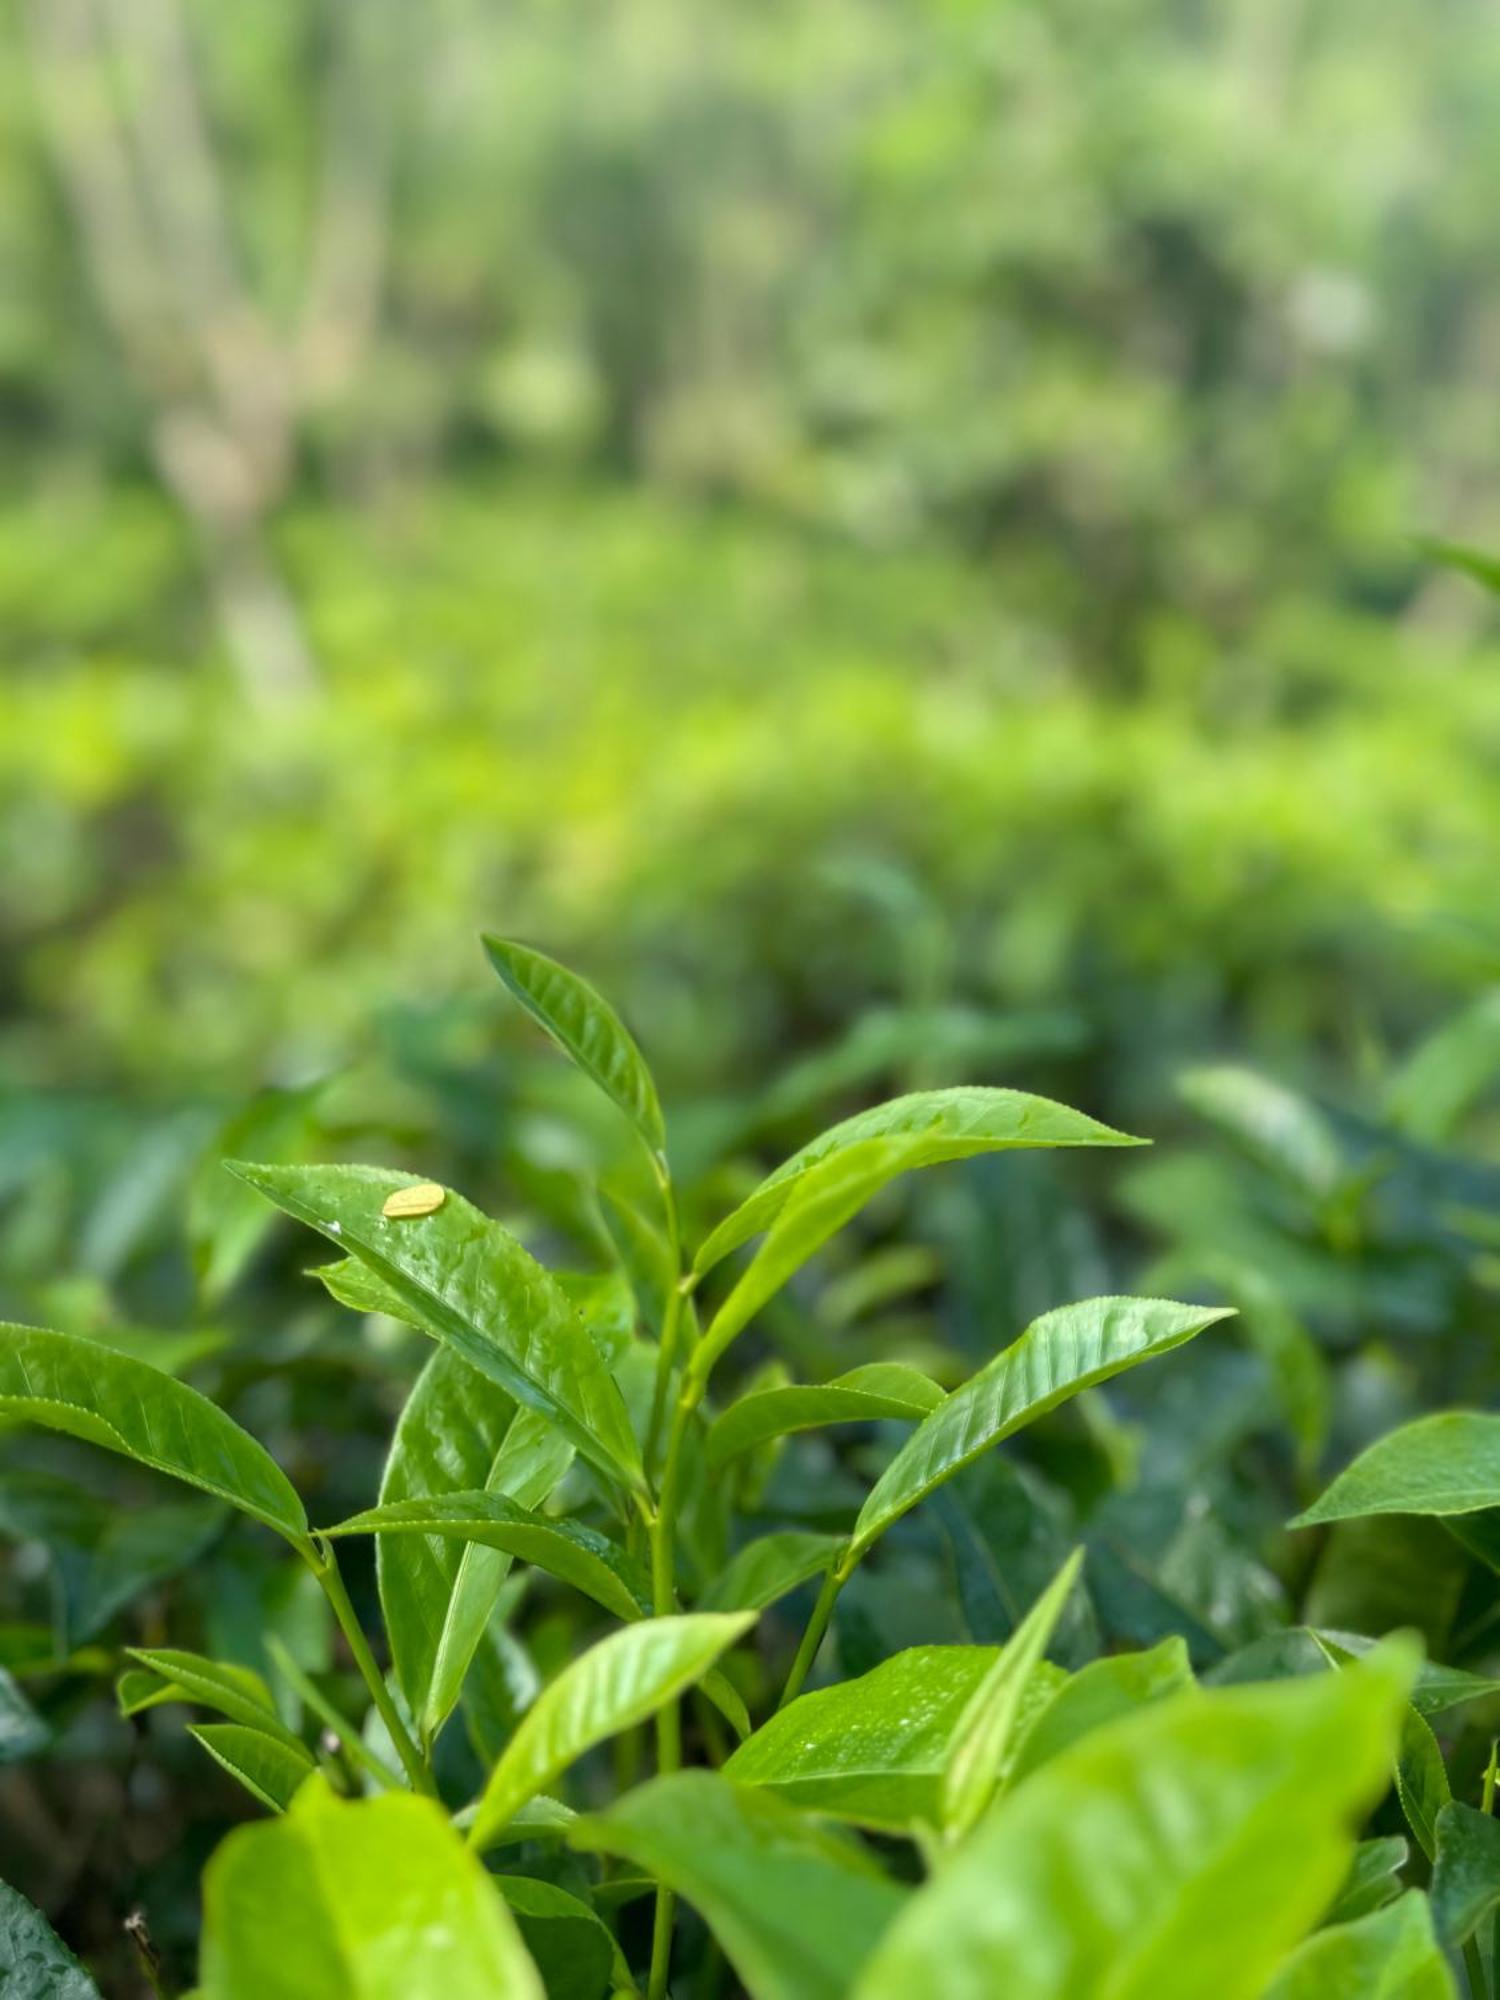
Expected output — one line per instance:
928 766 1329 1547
1005 1635 1193 1788
705 1365 943 1471
1293 1414 1500 1527
189 1724 317 1814
470 1613 754 1851
120 1647 304 1750
200 1777 544 1999
852 1299 1233 1560
1262 1893 1455 1999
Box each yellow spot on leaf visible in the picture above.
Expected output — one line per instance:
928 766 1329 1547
381 1182 446 1219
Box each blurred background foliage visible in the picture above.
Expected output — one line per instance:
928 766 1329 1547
4 0 1500 1985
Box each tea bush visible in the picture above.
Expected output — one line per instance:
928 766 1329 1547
3 939 1499 1996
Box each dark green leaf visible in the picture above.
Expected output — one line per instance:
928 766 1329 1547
327 1492 649 1626
572 1771 907 2000
189 1724 317 1814
0 1878 100 1998
699 1532 846 1613
1395 1708 1450 1864
0 1322 308 1549
226 1163 643 1493
1432 1802 1500 1946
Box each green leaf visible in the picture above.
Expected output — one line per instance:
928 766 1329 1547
699 1532 846 1613
1294 1414 1500 1526
1395 1709 1450 1863
1178 1066 1347 1203
0 1669 48 1764
1432 1802 1500 1948
1262 1893 1456 2000
571 1771 907 2000
725 1646 1064 1831
855 1643 1417 2000
942 1548 1083 1839
694 1088 1143 1276
226 1163 643 1494
0 1321 309 1549
120 1647 304 1750
199 1777 544 1999
695 1139 935 1378
1006 1635 1193 1787
189 1724 317 1814
327 1492 649 1625
483 935 665 1157
1310 1629 1500 1719
852 1298 1234 1561
705 1365 944 1472
470 1613 754 1851
0 1877 101 1998
376 1347 572 1740
493 1879 623 2000
1326 1837 1412 1925
311 1256 420 1327
1418 535 1500 595
1384 990 1500 1144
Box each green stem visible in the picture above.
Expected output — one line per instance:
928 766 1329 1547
309 1541 433 1798
1464 1936 1487 2000
778 1558 846 1710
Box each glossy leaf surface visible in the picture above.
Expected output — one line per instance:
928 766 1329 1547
694 1088 1141 1274
189 1724 317 1814
0 1322 308 1548
328 1492 648 1625
853 1298 1233 1559
726 1646 1062 1830
471 1613 754 1850
855 1646 1414 2000
227 1163 642 1492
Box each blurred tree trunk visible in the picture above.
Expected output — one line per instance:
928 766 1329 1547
22 0 400 708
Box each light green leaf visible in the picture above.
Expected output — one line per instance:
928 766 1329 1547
0 1877 101 1998
470 1613 754 1851
1384 990 1500 1144
571 1771 906 2000
0 1322 309 1549
942 1549 1083 1839
855 1643 1416 2000
694 1088 1143 1276
852 1298 1234 1561
1432 1801 1500 1948
1007 1636 1193 1787
1294 1414 1500 1526
121 1647 304 1751
311 1256 419 1327
327 1492 648 1626
725 1646 1064 1831
699 1532 846 1613
376 1347 572 1739
1262 1893 1455 2000
1418 536 1500 595
493 1878 624 2000
705 1365 943 1472
483 935 665 1157
200 1777 544 1999
1396 1708 1452 1864
189 1724 317 1814
226 1163 643 1494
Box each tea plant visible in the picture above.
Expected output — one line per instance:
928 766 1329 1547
0 940 1478 1996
